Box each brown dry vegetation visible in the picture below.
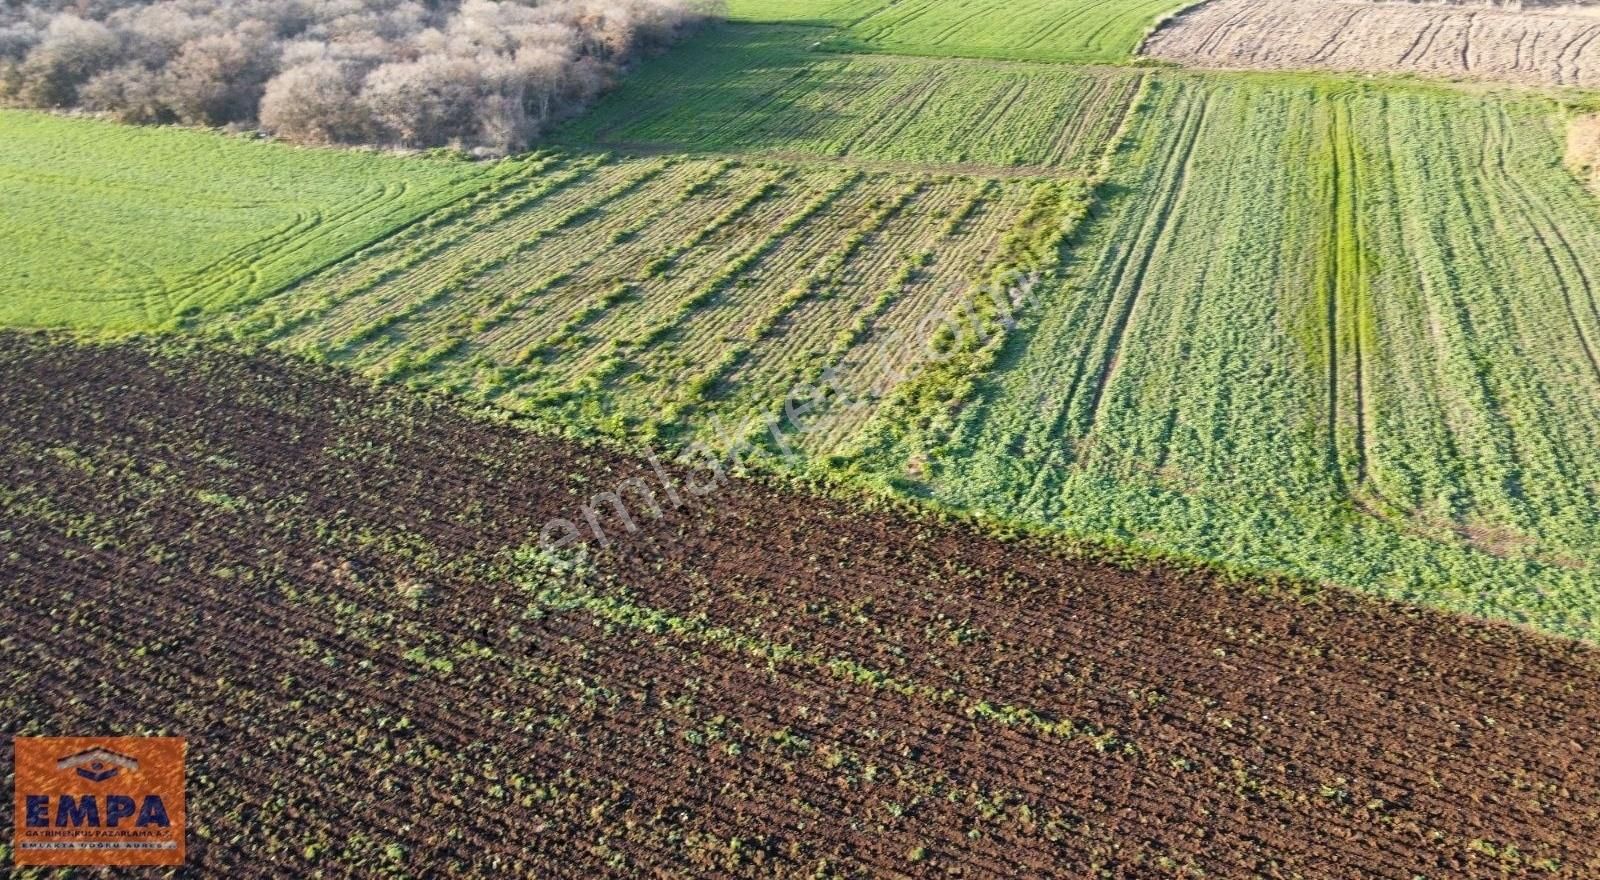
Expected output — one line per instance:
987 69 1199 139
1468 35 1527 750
1570 112 1600 190
1143 0 1600 87
3 334 1599 877
1388 0 1600 7
0 0 718 154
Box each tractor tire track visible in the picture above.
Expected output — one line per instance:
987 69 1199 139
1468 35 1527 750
1485 110 1600 391
1325 99 1374 494
1073 93 1211 443
1009 90 1208 513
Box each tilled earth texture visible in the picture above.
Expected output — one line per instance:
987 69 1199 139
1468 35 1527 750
2 333 1598 878
1144 0 1600 87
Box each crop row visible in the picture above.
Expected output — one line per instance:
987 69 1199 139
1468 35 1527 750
811 0 1190 63
875 74 1600 641
562 27 1143 175
3 337 1595 877
212 152 1041 454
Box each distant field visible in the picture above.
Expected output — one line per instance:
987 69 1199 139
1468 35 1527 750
852 74 1600 638
726 0 866 24
820 0 1192 63
1145 0 1600 87
561 27 1144 174
0 110 503 331
6 17 1600 644
727 0 1188 63
213 152 1084 449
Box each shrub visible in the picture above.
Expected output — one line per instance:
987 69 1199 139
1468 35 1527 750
0 0 724 154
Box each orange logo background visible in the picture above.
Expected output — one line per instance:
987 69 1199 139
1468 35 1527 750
13 737 186 866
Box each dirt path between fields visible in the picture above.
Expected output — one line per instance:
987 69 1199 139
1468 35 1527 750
576 140 1086 179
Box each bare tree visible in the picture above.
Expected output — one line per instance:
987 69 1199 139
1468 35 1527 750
514 43 570 130
14 15 120 106
361 55 482 148
259 59 365 143
0 0 719 153
158 29 273 124
78 61 163 122
0 24 43 63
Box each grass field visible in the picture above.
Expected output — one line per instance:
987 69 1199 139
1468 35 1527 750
0 110 505 331
3 12 1600 646
726 0 867 24
560 27 1144 175
726 0 1192 63
847 73 1600 638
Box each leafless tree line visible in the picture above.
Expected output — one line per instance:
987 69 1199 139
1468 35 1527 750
0 0 720 154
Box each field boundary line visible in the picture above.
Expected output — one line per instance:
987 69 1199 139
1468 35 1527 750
1484 109 1600 390
1073 91 1210 445
556 140 1086 180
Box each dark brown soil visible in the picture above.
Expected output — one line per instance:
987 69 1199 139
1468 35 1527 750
2 333 1597 878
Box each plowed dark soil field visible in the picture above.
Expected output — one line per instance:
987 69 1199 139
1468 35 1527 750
3 332 1599 878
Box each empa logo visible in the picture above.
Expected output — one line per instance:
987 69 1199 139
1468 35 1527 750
13 736 186 867
56 747 139 782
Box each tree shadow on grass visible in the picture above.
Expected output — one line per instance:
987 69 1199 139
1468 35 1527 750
549 23 856 158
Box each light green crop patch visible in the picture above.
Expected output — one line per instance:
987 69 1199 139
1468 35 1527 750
728 0 1193 63
560 27 1144 174
0 110 506 332
725 0 873 25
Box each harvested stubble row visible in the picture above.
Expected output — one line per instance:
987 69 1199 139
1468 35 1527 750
214 153 1046 453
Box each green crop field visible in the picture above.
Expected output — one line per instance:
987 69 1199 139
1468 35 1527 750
847 73 1600 637
561 27 1144 175
0 110 505 331
211 151 1086 450
4 4 1600 645
11 0 1600 873
726 0 1191 63
203 69 1600 639
726 0 867 25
